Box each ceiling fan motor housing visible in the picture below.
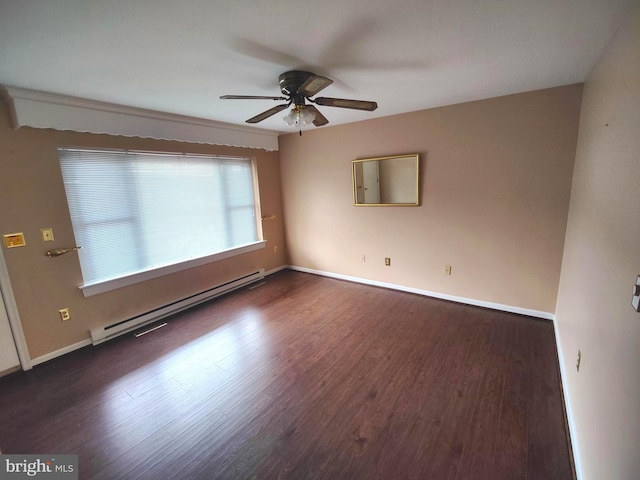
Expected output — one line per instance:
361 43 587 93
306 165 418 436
279 71 314 98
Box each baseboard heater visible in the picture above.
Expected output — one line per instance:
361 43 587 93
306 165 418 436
90 269 265 346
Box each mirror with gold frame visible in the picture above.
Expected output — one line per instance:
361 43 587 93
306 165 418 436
352 154 420 206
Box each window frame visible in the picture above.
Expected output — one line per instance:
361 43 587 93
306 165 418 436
58 147 265 297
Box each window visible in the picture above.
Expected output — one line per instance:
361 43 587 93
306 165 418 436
59 148 264 296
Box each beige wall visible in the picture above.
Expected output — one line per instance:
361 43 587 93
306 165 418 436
279 85 583 314
555 3 640 479
0 100 286 360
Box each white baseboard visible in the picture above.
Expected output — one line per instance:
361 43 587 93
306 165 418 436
287 265 554 320
31 339 92 366
265 265 288 276
0 365 21 378
552 316 582 480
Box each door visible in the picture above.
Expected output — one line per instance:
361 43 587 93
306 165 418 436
0 288 20 375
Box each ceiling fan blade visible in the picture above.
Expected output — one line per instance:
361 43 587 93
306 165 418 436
314 97 378 111
221 95 287 100
305 105 329 127
246 104 289 123
298 75 333 97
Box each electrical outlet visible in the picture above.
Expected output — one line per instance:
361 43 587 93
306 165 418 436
361 254 366 263
59 308 71 322
444 265 452 275
576 349 581 372
385 257 391 266
273 245 278 254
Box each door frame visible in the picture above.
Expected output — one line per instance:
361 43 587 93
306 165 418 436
0 248 32 370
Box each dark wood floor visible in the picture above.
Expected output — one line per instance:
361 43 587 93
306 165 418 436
0 270 573 479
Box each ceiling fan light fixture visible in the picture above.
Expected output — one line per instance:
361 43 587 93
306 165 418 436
283 106 315 127
300 108 315 124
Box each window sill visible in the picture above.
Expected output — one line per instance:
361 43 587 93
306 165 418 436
79 240 266 297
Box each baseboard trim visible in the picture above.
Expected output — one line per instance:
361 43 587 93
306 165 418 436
552 316 582 480
288 265 554 320
31 339 92 367
0 365 21 378
265 265 288 276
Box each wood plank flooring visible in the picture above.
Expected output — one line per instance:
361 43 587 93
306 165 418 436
0 270 573 479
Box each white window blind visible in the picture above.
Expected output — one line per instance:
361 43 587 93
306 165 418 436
59 148 261 291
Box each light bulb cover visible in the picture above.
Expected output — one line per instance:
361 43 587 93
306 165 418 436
283 106 315 128
300 108 315 124
283 109 296 125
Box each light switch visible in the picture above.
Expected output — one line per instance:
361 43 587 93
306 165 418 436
632 275 640 312
3 233 26 248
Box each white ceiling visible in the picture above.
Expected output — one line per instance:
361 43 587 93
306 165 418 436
0 0 633 134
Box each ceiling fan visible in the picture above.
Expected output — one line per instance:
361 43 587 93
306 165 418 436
220 70 378 132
